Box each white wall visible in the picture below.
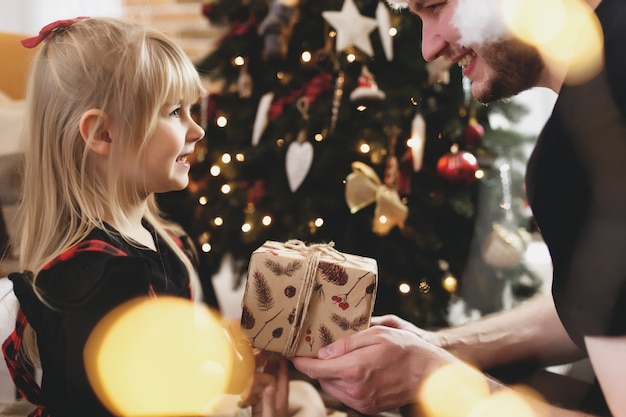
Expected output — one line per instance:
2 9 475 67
490 87 557 137
0 0 123 34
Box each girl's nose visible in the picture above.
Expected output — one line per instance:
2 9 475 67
189 121 205 143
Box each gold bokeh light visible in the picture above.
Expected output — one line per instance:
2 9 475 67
501 0 603 84
84 296 254 416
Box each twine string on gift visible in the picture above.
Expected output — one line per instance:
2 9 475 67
281 240 346 356
283 239 347 262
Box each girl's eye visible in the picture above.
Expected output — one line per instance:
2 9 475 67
170 107 182 118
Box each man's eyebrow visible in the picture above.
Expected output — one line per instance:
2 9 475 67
407 0 425 11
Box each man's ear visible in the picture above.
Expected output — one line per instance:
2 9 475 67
79 109 113 156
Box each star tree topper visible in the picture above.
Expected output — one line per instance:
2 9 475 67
322 0 379 57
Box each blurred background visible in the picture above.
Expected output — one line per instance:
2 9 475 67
0 0 558 328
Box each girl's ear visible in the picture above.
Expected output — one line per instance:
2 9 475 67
79 109 113 156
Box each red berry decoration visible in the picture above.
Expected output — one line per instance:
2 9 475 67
463 118 484 145
436 146 479 186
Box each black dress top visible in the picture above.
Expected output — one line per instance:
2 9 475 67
8 224 192 417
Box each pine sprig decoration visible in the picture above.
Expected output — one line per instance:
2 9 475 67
350 314 369 331
265 259 303 276
330 313 351 330
330 313 369 331
319 324 335 348
318 261 349 286
253 270 275 311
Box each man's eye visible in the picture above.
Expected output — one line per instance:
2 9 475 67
423 1 445 13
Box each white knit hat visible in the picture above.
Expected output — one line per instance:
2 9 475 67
385 0 409 10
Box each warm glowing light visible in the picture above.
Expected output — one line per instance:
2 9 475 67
262 216 272 226
470 390 538 417
398 282 411 294
235 153 245 162
407 138 419 148
84 297 241 416
314 218 324 228
202 243 212 253
356 105 367 112
276 71 285 80
301 51 312 63
220 184 231 194
501 0 603 84
442 274 458 293
217 116 228 128
475 169 485 180
359 143 371 153
418 363 491 417
241 223 252 233
462 152 477 164
214 217 224 226
314 133 324 142
221 153 232 164
210 165 221 176
389 27 398 37
233 56 245 66
378 215 388 224
198 196 208 206
346 53 356 63
276 138 285 147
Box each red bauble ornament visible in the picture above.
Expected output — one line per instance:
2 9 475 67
436 147 479 186
463 118 484 145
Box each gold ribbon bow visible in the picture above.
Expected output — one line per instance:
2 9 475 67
345 161 408 236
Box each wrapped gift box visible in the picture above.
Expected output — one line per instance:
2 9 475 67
240 240 378 357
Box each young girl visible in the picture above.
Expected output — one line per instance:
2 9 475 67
2 17 325 417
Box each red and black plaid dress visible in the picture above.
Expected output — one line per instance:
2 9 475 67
2 224 193 417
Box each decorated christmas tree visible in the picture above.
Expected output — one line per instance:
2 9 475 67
158 0 542 328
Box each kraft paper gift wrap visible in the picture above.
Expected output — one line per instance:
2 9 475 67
240 240 378 357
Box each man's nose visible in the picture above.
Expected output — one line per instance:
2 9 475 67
421 23 447 62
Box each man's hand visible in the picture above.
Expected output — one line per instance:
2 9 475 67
291 322 456 414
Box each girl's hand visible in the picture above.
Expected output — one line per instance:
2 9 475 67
240 353 289 417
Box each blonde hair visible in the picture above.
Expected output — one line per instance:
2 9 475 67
15 17 205 304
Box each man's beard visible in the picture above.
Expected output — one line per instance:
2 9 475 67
473 37 544 104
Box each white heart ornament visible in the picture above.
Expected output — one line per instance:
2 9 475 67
285 141 314 192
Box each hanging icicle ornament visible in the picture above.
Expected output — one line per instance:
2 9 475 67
350 64 386 102
322 0 379 57
285 97 314 192
251 92 275 146
376 1 394 61
406 112 426 172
